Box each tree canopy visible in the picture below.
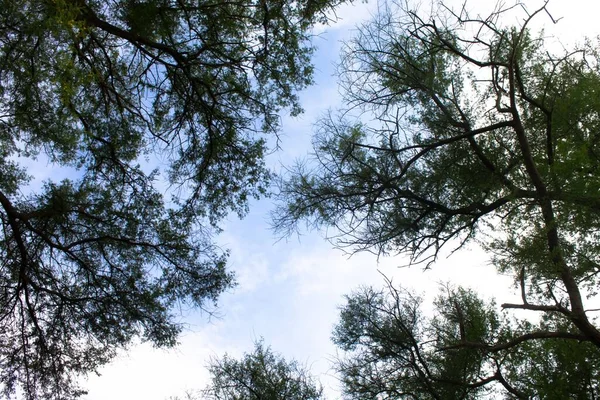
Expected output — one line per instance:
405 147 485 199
334 280 600 399
274 0 600 397
0 0 348 398
202 340 324 400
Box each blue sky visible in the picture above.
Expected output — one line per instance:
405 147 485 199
80 1 599 398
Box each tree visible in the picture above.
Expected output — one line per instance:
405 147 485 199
0 0 347 398
273 0 600 395
202 340 324 400
333 280 600 399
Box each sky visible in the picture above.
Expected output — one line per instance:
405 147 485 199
80 1 600 399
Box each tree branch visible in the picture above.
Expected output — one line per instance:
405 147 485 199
440 330 589 353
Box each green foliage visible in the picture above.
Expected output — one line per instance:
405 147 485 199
333 281 600 399
334 284 490 399
202 340 324 400
0 0 348 398
273 0 600 397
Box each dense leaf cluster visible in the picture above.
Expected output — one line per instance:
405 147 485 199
203 341 324 400
334 282 600 399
